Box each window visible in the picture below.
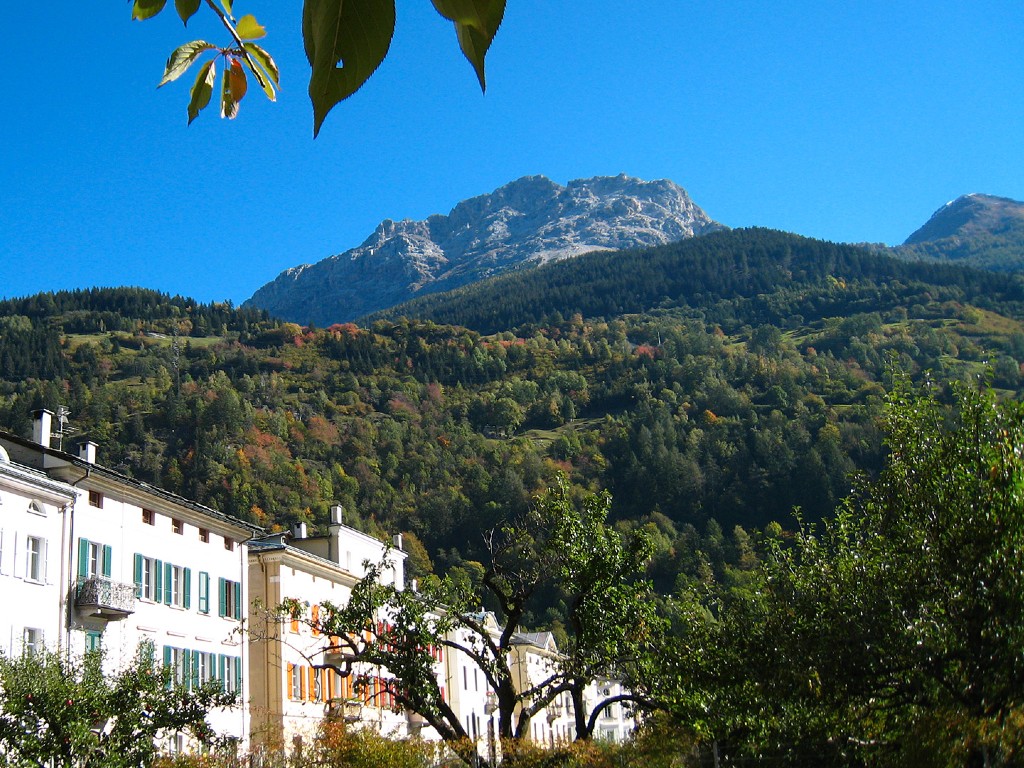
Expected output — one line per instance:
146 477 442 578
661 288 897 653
164 646 187 688
85 630 102 653
88 490 103 508
168 564 191 608
218 578 242 620
197 651 217 685
221 655 241 694
288 663 302 700
77 538 112 580
25 536 45 583
198 571 211 614
136 555 160 600
142 509 155 525
171 518 183 535
27 500 45 516
199 528 209 543
23 627 44 655
223 537 235 552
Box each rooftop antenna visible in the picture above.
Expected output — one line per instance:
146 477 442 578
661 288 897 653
55 406 78 451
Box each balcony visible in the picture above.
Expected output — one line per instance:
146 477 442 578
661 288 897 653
75 577 136 620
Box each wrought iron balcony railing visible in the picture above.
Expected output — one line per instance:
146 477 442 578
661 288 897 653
75 577 136 620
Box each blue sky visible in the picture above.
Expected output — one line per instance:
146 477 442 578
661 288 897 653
2 2 1022 305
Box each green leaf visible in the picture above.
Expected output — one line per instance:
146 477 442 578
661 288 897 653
218 0 234 18
132 0 168 21
235 14 267 41
243 42 280 100
159 40 216 87
302 0 396 138
221 58 248 119
174 0 201 25
431 0 505 91
187 59 217 125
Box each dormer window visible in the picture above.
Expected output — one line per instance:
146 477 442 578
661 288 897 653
27 500 45 516
88 490 103 508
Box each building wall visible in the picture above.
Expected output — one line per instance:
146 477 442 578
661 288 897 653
0 452 75 657
248 529 410 755
66 476 253 744
0 418 257 751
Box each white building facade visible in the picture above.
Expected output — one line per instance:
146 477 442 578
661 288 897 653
0 442 76 657
0 410 261 750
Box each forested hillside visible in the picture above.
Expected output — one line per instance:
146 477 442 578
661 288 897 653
2 230 1023 607
370 228 1023 333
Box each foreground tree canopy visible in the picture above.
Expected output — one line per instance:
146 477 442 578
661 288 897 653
0 646 236 768
131 0 506 135
276 478 664 767
669 376 1024 766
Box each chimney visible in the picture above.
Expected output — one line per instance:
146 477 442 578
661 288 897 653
32 409 53 448
77 441 98 465
327 504 344 564
292 522 307 539
392 533 404 551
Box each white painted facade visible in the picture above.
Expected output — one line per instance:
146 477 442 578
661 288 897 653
0 411 260 751
0 443 75 657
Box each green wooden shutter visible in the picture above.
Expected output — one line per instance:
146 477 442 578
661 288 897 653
133 554 143 597
163 562 173 604
77 538 89 579
183 568 192 610
233 581 242 620
219 654 227 691
191 650 200 688
154 559 163 601
218 578 226 617
101 545 112 578
182 649 192 690
198 572 209 614
234 655 242 694
163 646 173 690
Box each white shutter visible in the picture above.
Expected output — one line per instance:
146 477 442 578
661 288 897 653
0 528 5 575
11 531 18 579
43 539 51 584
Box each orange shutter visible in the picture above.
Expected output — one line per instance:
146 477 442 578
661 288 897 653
287 664 294 700
311 605 320 636
308 666 316 701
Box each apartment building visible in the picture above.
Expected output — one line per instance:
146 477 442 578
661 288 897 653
247 507 410 754
0 442 76 656
0 410 261 748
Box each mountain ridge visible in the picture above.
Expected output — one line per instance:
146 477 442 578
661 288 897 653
243 174 723 325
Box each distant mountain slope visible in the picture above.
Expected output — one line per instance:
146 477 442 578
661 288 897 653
895 193 1024 272
371 228 1024 334
243 174 723 326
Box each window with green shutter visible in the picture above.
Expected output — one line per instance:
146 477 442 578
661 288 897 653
198 572 210 614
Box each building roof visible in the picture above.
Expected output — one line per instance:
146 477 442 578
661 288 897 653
0 428 264 537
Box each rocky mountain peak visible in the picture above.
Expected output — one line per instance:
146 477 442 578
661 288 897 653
244 174 723 326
